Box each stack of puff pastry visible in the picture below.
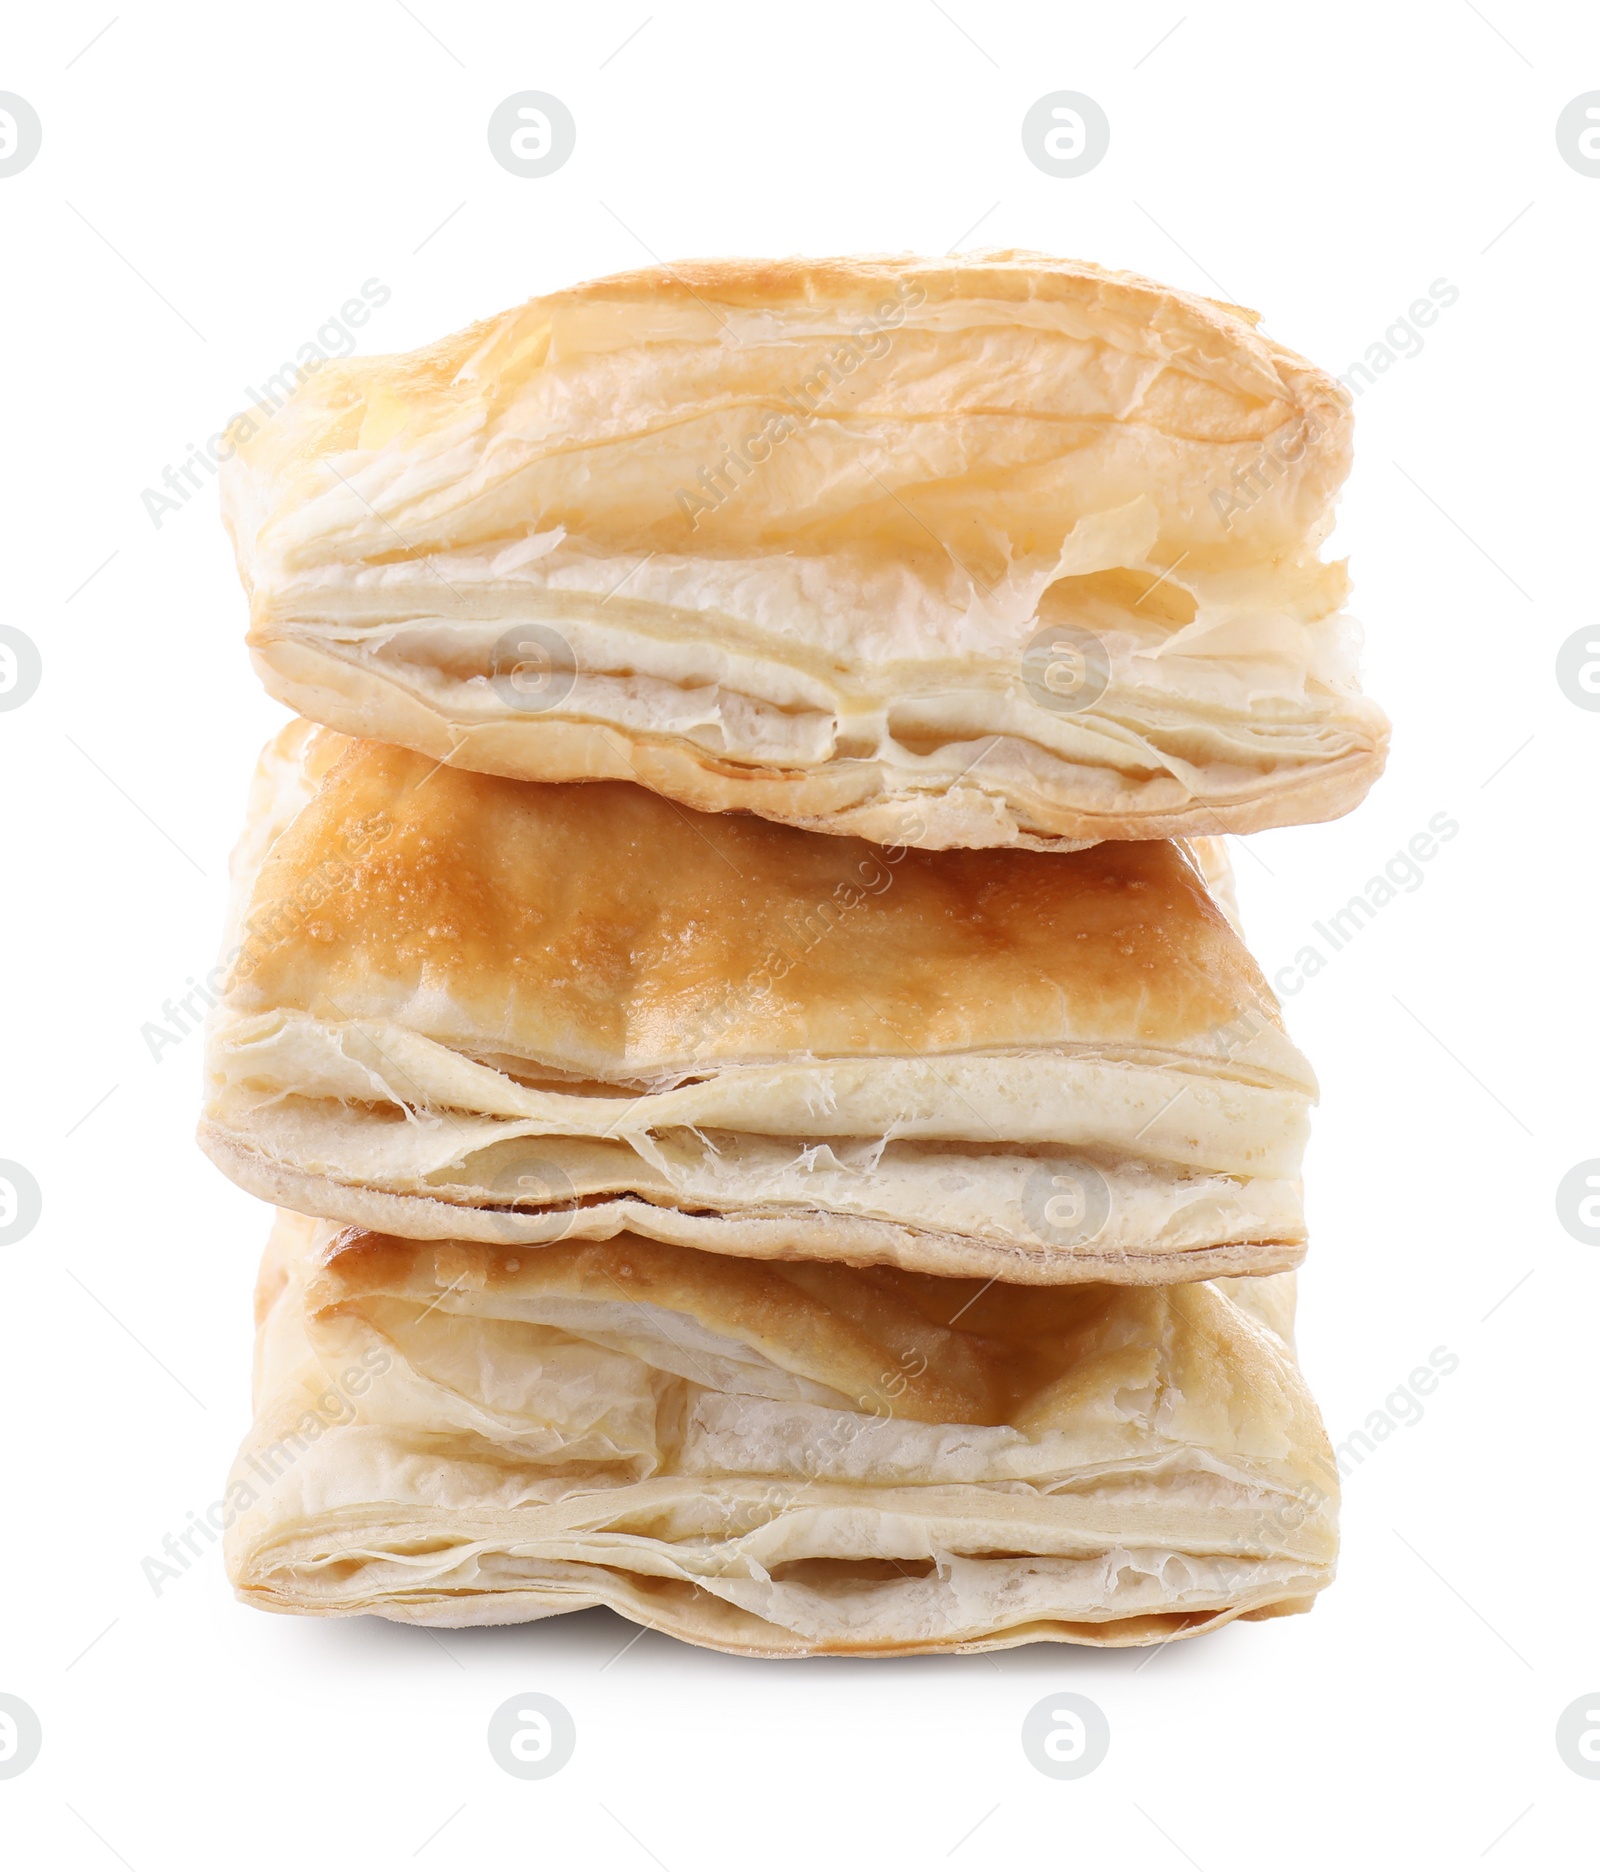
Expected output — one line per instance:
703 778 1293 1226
202 252 1374 1657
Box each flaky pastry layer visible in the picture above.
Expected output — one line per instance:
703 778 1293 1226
200 727 1315 1282
221 252 1388 849
223 1214 1338 1653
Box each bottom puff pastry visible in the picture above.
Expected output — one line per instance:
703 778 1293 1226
223 1212 1338 1655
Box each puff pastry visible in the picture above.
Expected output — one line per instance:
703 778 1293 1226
223 1212 1338 1652
219 251 1387 851
198 724 1315 1284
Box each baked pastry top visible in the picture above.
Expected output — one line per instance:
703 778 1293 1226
225 1211 1338 1653
220 251 1388 850
200 723 1314 1284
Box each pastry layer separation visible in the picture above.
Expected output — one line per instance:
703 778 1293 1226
224 1210 1339 1653
199 722 1316 1285
219 251 1389 851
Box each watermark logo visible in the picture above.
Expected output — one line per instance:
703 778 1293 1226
1556 93 1600 177
1020 624 1110 714
144 808 397 1062
0 627 42 712
1555 626 1600 711
1333 1347 1459 1476
140 1348 391 1595
1211 408 1336 532
1212 282 1459 531
1333 280 1459 407
487 1692 576 1778
0 1694 42 1779
670 282 926 527
1022 1161 1111 1249
0 94 41 179
0 1162 42 1246
1557 1694 1600 1777
490 624 577 713
1021 92 1110 177
488 1154 578 1241
1021 1692 1110 1779
675 828 926 1059
1270 812 1459 1000
1555 1161 1600 1246
141 280 393 530
142 968 231 1062
488 92 576 177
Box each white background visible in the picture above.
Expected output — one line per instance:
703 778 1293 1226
2 2 1596 1865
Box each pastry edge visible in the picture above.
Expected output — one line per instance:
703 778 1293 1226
197 1123 1307 1287
249 636 1389 851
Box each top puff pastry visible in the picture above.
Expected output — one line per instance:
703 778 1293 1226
220 251 1388 851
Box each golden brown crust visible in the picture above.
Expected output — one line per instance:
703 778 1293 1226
229 736 1277 1067
306 1223 1315 1431
203 726 1313 1285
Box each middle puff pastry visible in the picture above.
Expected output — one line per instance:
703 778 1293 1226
199 722 1316 1285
